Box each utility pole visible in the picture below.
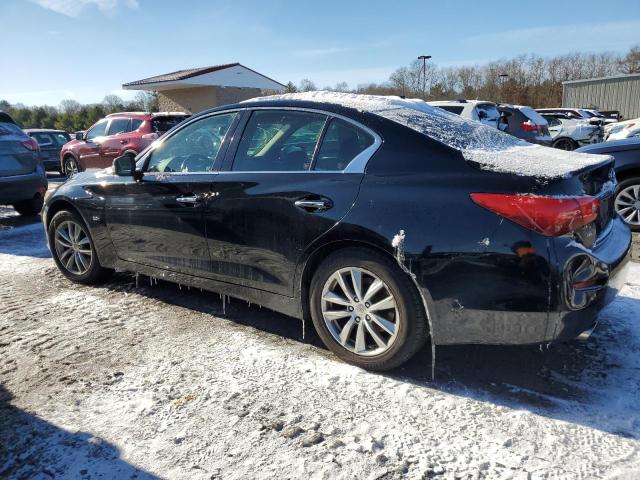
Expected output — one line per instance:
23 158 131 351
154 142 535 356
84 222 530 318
499 73 509 103
418 55 432 99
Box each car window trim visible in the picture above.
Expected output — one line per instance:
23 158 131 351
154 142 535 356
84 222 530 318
140 110 243 176
222 107 381 174
138 106 381 176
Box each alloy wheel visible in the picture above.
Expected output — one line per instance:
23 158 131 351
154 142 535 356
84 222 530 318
615 184 640 226
54 220 93 275
321 267 399 356
554 138 575 151
64 157 79 176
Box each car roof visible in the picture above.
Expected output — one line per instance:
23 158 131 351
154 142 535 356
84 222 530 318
576 137 640 154
105 111 189 119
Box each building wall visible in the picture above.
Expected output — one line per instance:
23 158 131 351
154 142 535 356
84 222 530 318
562 75 640 120
157 86 263 114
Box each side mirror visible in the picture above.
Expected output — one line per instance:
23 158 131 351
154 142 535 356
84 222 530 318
113 155 136 176
75 132 84 141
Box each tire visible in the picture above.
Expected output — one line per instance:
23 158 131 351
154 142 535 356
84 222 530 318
48 210 113 284
12 195 44 216
63 156 80 177
615 177 640 232
309 248 429 371
552 137 578 151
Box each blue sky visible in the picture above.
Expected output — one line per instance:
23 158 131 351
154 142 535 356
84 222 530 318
1 0 639 106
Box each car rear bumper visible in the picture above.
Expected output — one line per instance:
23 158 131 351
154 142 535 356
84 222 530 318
0 169 48 204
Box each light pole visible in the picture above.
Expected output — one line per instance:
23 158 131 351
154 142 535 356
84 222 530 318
499 73 509 103
418 55 432 99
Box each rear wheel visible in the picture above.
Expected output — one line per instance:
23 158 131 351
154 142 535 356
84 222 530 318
309 248 428 371
615 177 640 232
48 210 112 284
552 137 578 151
63 156 79 177
12 194 44 216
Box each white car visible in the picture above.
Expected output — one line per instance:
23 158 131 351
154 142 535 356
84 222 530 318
539 113 602 150
427 100 505 129
605 118 640 141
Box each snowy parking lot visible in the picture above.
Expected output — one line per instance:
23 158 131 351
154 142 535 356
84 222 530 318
1 206 640 480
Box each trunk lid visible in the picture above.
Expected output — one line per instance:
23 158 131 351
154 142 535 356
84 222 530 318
0 122 38 177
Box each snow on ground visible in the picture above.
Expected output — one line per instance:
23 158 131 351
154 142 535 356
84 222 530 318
1 213 640 479
248 92 611 179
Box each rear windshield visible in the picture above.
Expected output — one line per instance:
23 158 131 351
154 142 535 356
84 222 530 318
518 106 548 125
435 105 464 115
31 131 71 146
152 115 189 134
0 122 25 137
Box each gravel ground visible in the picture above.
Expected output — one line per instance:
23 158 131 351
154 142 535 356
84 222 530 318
1 207 640 480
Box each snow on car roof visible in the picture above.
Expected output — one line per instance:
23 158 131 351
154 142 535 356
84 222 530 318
247 91 611 179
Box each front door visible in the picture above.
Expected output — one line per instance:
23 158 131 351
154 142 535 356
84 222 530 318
79 119 107 169
204 109 378 296
104 111 239 275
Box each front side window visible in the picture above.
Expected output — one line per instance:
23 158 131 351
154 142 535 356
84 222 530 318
232 110 326 172
146 112 237 173
314 118 374 171
86 120 108 141
107 118 131 136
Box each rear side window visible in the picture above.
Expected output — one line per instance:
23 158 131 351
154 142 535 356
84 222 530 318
476 104 500 121
107 118 131 135
53 132 71 145
0 122 25 136
131 119 143 131
436 105 464 115
232 110 327 172
314 119 374 171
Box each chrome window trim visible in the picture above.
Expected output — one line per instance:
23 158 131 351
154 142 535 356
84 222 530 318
139 106 382 176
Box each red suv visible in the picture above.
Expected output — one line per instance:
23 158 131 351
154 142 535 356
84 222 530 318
60 112 189 176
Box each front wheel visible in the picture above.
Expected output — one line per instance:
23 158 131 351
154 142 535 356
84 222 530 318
309 248 429 371
615 177 640 232
48 210 112 284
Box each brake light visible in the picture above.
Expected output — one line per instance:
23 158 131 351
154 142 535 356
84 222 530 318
21 138 39 151
520 121 542 133
470 193 600 236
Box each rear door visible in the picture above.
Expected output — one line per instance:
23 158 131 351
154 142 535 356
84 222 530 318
203 108 379 296
104 111 239 275
0 122 38 177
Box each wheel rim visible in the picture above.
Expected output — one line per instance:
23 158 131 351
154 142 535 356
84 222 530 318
321 267 399 357
555 139 574 150
54 220 93 275
65 158 78 176
615 185 640 226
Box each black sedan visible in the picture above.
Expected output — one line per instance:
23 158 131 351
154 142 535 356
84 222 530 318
42 94 632 371
24 128 71 173
577 138 640 232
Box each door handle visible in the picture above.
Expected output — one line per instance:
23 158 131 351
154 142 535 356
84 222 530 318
176 194 203 205
294 198 332 212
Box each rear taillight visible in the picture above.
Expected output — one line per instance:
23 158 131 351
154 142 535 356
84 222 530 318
21 138 39 151
520 120 542 133
471 193 600 237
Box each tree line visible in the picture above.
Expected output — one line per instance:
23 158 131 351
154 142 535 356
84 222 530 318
289 45 640 108
2 46 638 131
0 91 158 132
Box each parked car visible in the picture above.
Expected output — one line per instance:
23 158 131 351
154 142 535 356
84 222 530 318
582 109 617 125
24 129 71 173
577 138 640 231
60 112 189 176
540 113 602 150
536 108 605 126
0 111 48 215
605 118 640 141
428 100 506 130
497 104 552 146
43 93 631 371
